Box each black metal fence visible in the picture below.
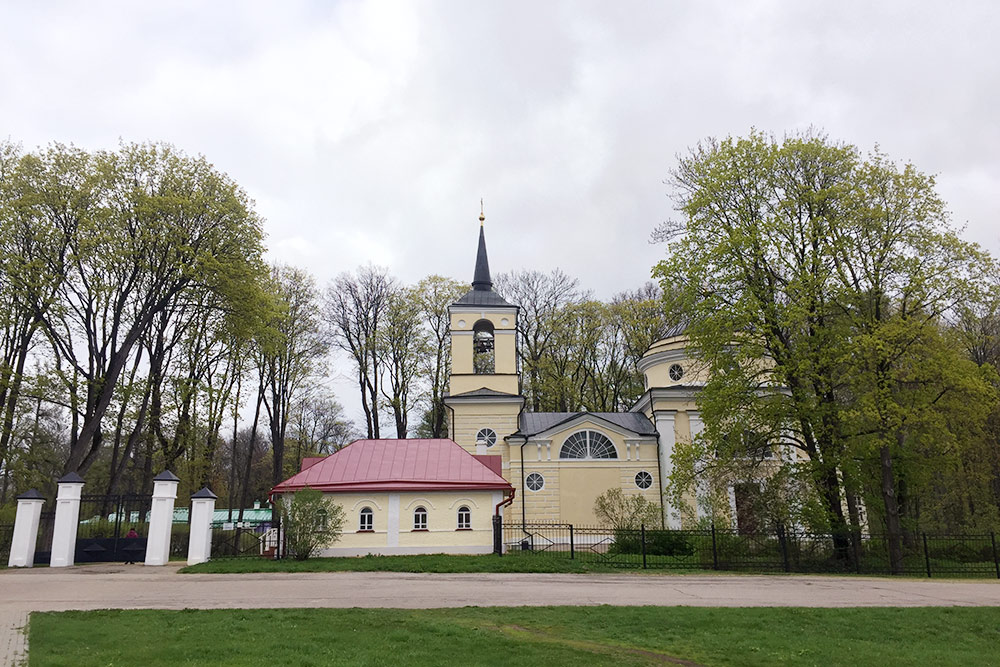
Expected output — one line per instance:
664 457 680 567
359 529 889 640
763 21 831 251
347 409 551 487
0 523 12 565
501 522 1000 578
210 519 278 558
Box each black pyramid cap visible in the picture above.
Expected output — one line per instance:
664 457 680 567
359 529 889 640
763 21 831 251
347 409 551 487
191 486 218 499
17 488 45 500
153 470 180 482
472 223 492 291
57 472 85 484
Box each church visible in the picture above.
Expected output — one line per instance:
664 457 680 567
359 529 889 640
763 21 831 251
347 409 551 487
444 213 710 531
272 214 726 555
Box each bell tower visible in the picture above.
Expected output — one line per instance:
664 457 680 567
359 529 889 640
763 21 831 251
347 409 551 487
445 209 523 456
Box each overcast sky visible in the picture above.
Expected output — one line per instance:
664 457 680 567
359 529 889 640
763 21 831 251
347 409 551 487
3 1 999 426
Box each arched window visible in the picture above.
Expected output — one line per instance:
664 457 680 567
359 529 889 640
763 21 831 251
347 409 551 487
316 508 329 531
359 507 373 531
559 431 618 459
413 506 428 530
457 506 471 530
473 319 495 374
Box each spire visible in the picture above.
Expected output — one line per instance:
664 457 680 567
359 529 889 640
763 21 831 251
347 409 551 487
472 208 492 291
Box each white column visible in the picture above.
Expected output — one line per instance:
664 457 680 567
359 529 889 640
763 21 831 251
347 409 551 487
186 487 217 566
654 411 681 529
688 412 710 521
7 490 45 567
387 494 400 548
145 470 179 566
50 473 85 568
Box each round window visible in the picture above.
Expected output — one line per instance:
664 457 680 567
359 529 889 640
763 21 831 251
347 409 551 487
476 428 497 447
668 363 684 381
525 472 544 492
634 471 653 489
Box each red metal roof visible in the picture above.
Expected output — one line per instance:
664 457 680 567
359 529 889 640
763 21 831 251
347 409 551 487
472 455 503 477
272 439 513 495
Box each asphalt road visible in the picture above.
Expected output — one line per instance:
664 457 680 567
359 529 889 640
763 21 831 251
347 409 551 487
3 564 999 665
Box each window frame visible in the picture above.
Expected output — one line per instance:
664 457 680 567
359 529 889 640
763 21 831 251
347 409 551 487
634 470 653 489
457 505 472 530
413 506 428 531
358 506 374 532
525 472 545 492
558 430 618 460
476 427 497 448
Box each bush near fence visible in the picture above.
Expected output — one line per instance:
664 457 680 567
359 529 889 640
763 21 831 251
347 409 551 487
501 522 1000 578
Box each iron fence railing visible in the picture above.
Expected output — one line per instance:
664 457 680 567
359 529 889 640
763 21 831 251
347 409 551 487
500 522 1000 578
0 523 13 565
210 519 278 558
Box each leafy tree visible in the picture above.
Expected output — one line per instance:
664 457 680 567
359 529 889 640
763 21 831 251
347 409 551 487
33 142 266 475
379 287 427 437
412 275 466 438
280 487 345 560
653 130 997 567
260 265 328 501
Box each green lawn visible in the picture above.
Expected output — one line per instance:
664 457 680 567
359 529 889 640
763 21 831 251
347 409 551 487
180 553 662 574
29 606 1000 666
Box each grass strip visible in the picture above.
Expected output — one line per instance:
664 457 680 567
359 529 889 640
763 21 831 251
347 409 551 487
29 606 1000 666
180 553 678 574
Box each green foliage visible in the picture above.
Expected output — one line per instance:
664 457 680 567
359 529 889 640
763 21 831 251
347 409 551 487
593 487 662 530
609 529 695 557
279 488 345 560
653 129 1000 540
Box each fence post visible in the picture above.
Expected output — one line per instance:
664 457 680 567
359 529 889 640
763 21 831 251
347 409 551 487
991 532 999 580
922 533 932 578
778 523 790 573
569 524 574 560
492 515 502 556
711 523 719 571
641 524 647 569
853 529 862 575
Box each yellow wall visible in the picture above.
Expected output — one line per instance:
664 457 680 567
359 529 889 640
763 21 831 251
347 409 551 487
283 489 502 557
507 425 662 526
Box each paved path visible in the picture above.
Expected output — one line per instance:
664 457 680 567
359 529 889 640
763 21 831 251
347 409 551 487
2 565 999 665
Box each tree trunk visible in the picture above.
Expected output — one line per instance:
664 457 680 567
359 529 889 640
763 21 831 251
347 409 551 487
880 443 905 575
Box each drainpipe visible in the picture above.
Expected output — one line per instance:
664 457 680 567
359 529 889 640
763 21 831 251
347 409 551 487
494 488 515 515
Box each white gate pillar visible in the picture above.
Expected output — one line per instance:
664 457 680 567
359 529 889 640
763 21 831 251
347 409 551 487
186 487 217 566
7 489 45 567
50 473 85 567
145 470 179 566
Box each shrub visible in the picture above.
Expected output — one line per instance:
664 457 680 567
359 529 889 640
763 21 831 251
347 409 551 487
280 488 345 561
610 529 695 557
593 487 661 531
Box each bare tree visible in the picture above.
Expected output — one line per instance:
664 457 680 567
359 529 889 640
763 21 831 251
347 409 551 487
323 266 396 439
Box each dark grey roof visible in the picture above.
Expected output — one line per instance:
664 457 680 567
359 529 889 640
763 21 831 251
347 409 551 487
448 387 521 399
153 470 180 482
472 224 492 290
518 412 657 437
454 223 514 307
454 288 513 306
191 487 218 499
57 472 85 484
17 488 45 500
